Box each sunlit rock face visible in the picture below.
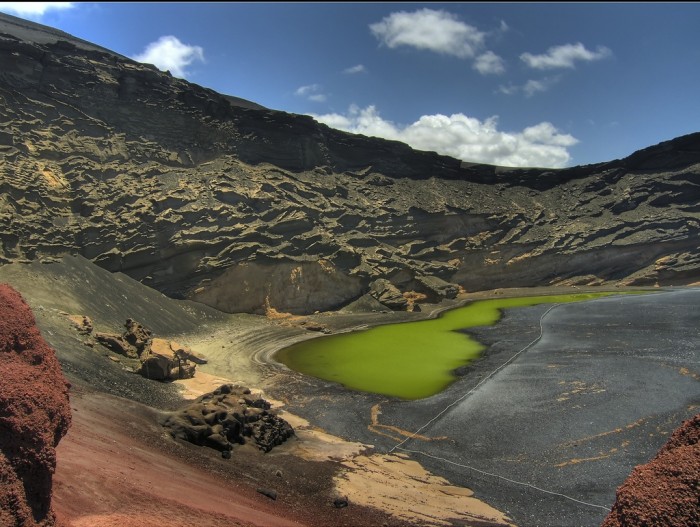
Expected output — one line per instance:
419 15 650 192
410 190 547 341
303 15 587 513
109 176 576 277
2 12 700 314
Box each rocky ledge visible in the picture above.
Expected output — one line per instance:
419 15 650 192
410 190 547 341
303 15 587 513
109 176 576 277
0 284 72 527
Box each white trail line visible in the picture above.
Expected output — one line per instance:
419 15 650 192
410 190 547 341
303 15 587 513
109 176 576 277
388 303 612 512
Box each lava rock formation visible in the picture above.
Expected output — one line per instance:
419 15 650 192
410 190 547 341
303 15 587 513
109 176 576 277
0 284 72 527
162 384 294 455
601 413 699 527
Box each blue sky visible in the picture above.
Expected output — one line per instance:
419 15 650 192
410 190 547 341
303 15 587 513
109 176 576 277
2 2 699 168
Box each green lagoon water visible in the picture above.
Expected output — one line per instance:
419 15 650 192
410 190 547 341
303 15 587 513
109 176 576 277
276 293 620 400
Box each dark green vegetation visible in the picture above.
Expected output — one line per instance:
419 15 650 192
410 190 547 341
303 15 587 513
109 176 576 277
277 293 621 399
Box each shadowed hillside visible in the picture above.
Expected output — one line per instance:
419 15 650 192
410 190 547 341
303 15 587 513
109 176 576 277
1 12 699 314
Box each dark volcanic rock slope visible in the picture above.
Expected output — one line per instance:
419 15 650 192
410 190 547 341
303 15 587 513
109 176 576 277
1 13 700 314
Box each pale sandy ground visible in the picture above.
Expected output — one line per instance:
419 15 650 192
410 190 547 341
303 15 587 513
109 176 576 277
173 369 514 527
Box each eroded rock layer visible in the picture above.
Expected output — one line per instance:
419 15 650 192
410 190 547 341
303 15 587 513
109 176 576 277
0 284 72 527
1 13 700 314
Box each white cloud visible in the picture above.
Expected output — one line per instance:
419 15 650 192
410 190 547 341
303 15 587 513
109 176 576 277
521 42 612 70
132 36 204 78
370 8 485 59
343 64 367 74
0 2 73 17
523 77 560 97
295 84 320 97
498 76 561 97
497 83 518 96
473 51 505 75
523 79 549 97
295 84 327 103
310 105 578 168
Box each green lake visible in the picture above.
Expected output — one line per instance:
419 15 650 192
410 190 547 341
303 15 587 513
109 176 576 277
275 292 621 400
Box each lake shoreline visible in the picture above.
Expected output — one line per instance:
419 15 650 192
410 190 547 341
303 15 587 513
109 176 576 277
277 290 646 400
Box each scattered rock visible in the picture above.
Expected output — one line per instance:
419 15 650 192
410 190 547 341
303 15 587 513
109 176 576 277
303 322 327 332
0 284 71 527
68 314 93 335
162 384 294 454
257 488 278 501
94 321 201 381
170 340 208 364
333 496 349 508
94 332 137 358
124 318 152 355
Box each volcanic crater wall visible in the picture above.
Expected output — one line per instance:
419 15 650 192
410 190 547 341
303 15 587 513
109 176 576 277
1 13 700 314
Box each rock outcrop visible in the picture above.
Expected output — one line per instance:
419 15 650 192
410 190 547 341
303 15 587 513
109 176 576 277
1 13 700 314
601 413 700 527
93 319 200 380
162 384 294 455
368 278 409 310
139 337 196 381
0 284 71 527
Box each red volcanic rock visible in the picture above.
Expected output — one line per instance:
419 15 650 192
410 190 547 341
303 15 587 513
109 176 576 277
601 414 700 527
0 284 72 527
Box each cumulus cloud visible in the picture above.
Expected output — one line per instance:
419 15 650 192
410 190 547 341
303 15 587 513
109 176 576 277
370 8 485 59
0 2 73 17
132 35 204 78
295 84 327 102
521 42 612 70
343 64 367 74
310 105 578 168
473 51 505 75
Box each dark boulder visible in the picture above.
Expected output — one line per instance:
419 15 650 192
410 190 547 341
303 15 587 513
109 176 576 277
162 384 295 454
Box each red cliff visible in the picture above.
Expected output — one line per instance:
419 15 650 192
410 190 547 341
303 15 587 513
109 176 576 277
0 284 72 526
601 413 700 527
